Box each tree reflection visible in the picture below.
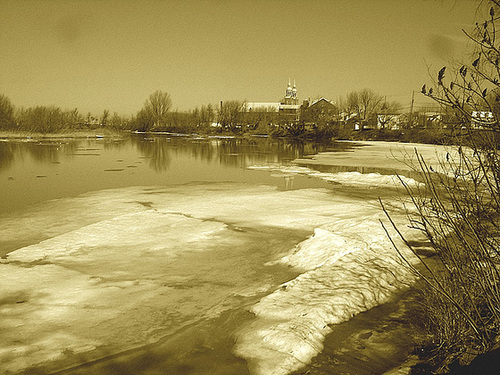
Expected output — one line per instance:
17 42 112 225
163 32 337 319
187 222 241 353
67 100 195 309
130 135 341 170
188 139 217 162
103 138 127 151
3 135 348 175
0 140 71 168
213 137 338 168
0 142 15 170
135 138 171 172
25 142 63 163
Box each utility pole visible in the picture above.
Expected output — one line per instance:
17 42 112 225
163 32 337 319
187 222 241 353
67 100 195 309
409 91 415 128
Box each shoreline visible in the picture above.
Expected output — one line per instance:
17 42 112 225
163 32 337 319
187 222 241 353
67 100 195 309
290 289 419 375
0 129 125 140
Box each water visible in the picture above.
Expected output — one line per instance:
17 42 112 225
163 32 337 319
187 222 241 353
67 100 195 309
0 135 426 374
0 135 342 216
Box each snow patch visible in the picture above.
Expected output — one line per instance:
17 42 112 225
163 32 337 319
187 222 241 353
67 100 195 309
234 210 418 375
247 164 421 188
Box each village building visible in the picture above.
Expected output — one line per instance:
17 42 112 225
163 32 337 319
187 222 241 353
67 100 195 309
278 80 301 122
245 79 302 121
243 81 340 132
377 114 403 130
300 97 338 129
471 110 495 129
301 97 337 117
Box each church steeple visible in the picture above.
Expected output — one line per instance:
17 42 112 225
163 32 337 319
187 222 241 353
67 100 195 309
286 78 292 99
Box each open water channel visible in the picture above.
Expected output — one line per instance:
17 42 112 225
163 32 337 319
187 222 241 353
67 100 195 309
0 134 435 374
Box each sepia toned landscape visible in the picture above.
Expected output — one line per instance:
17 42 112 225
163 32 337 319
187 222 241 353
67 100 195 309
2 1 500 374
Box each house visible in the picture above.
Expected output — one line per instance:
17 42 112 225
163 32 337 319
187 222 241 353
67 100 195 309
377 114 403 130
471 110 495 129
302 97 337 117
300 97 338 129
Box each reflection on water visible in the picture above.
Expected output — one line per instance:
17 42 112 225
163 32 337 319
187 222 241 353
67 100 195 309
130 135 344 172
0 134 346 172
0 140 79 167
135 138 171 172
0 142 15 170
0 134 349 214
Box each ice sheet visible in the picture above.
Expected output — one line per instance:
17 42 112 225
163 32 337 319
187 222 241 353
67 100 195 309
233 200 418 375
295 141 459 173
0 180 420 374
247 164 422 187
0 183 396 373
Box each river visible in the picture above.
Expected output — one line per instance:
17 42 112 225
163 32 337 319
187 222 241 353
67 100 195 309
0 134 438 374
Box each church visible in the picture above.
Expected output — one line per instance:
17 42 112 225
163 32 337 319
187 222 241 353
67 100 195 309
244 80 338 128
279 79 301 120
245 79 302 121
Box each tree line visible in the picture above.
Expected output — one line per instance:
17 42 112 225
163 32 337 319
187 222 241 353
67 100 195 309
0 88 443 137
0 95 129 133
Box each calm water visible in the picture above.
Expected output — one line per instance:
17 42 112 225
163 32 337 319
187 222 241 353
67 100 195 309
0 134 345 215
0 134 417 375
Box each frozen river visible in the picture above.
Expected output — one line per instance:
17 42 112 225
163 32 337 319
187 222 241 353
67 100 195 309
0 135 439 374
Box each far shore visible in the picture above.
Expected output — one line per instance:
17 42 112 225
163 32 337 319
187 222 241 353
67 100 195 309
0 129 125 140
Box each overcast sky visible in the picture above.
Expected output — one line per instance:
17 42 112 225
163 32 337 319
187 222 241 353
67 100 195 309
0 0 479 116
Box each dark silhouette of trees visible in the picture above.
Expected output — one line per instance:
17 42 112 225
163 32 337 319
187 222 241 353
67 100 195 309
16 106 67 133
0 94 16 129
342 89 386 128
100 109 110 127
146 90 172 129
133 90 172 131
217 100 244 131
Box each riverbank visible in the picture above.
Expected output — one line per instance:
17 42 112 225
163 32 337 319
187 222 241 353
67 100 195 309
293 141 500 375
0 127 460 145
0 129 124 140
290 289 419 375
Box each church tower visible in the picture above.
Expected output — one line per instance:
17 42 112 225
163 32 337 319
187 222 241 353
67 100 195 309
283 79 298 105
285 79 293 101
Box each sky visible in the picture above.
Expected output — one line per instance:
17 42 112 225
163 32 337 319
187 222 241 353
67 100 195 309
0 0 481 116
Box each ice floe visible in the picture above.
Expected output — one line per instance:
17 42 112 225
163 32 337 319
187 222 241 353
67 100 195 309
233 199 418 375
247 164 422 188
0 181 420 374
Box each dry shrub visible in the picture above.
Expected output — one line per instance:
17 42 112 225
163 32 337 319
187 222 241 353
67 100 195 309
381 3 500 367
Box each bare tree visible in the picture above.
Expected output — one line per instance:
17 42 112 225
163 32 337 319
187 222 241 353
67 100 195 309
109 112 126 129
343 89 385 127
200 103 215 129
132 90 172 131
345 91 360 118
144 90 172 129
358 88 384 121
217 100 244 131
16 106 64 133
377 100 402 129
0 94 15 129
100 109 110 127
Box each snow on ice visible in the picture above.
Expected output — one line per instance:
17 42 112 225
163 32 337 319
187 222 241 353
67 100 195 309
0 141 440 374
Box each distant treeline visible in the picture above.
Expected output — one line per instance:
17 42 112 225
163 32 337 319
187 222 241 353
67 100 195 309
0 90 451 142
0 94 129 133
